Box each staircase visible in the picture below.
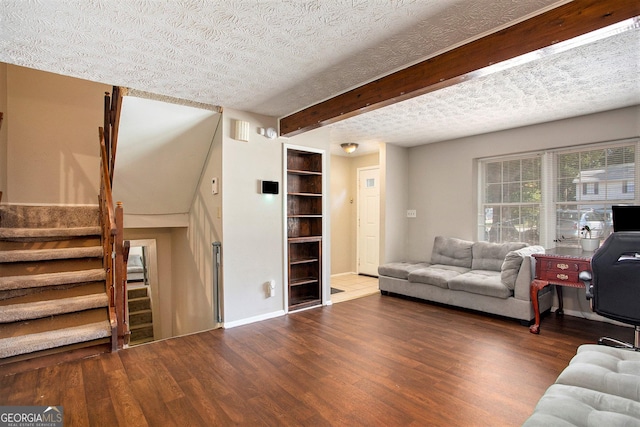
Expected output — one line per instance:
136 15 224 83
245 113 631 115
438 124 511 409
128 285 154 346
0 205 114 374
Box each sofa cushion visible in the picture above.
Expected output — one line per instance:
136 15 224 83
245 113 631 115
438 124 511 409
556 345 640 402
523 345 640 426
378 262 431 280
501 245 545 290
471 241 527 271
430 236 473 268
408 265 469 289
522 383 640 426
447 270 512 299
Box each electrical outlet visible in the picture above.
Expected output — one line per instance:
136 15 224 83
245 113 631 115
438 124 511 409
407 209 417 218
266 280 276 297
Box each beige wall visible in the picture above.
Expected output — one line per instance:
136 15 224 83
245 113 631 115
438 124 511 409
330 152 379 275
0 63 7 198
330 155 351 274
4 65 110 205
171 118 223 336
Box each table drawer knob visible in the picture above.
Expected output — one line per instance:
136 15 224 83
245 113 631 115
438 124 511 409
556 263 569 270
556 273 569 281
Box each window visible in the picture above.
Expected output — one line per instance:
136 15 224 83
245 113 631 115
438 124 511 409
582 183 599 195
479 140 639 247
555 144 635 245
480 156 541 245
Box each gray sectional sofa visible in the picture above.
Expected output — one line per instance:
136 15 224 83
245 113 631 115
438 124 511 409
523 344 640 425
378 236 553 323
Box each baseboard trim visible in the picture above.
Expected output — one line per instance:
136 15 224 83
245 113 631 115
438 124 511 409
223 309 286 329
330 272 357 278
551 306 630 327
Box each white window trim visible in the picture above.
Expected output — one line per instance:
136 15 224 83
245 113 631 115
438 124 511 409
478 138 640 248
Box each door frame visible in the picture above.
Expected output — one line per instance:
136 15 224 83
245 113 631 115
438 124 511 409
126 239 160 341
356 166 380 276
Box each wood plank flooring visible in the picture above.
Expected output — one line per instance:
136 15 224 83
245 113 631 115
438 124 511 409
0 293 633 426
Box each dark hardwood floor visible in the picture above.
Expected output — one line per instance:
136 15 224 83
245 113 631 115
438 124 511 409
0 293 633 426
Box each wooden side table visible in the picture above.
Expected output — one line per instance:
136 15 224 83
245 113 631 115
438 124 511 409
529 252 591 334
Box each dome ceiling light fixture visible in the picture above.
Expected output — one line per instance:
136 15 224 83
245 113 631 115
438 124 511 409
341 143 359 154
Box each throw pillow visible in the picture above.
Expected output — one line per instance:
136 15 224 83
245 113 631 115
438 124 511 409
501 245 545 290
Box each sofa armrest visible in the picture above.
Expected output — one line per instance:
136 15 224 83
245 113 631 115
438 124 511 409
513 246 544 301
513 255 535 301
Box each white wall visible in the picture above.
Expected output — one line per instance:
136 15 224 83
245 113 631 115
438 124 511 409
220 110 330 325
220 109 284 324
403 105 640 316
4 65 109 205
380 143 410 264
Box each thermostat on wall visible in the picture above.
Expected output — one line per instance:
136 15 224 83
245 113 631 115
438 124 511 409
261 180 279 194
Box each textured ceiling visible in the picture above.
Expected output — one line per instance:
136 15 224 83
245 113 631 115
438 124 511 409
1 0 639 156
330 25 640 155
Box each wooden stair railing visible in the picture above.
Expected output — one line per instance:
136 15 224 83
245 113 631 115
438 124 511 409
1 112 3 206
99 87 129 350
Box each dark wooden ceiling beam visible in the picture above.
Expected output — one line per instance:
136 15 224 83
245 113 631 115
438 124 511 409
280 0 640 137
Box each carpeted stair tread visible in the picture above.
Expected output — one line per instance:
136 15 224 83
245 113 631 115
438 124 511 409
129 323 154 342
0 293 109 323
0 237 102 251
0 269 106 291
0 205 114 363
129 309 153 326
128 296 151 312
0 226 101 240
0 246 102 263
0 307 109 340
0 205 99 229
130 322 154 331
0 282 105 305
127 287 149 299
0 320 111 359
0 258 103 278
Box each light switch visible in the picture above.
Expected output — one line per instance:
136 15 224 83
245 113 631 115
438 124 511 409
212 177 219 195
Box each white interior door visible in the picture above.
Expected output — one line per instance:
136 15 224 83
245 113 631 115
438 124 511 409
357 167 380 276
